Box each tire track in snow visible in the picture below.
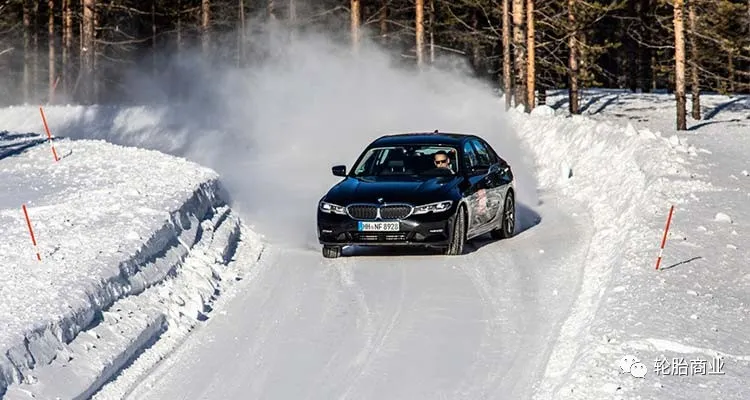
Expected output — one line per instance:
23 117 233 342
303 257 371 399
336 264 407 400
451 243 527 399
121 197 593 400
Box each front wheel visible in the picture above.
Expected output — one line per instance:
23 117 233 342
445 205 466 256
491 190 515 240
322 245 342 258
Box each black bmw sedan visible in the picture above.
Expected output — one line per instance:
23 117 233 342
317 131 516 258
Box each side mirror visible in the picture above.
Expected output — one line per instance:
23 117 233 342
332 165 347 177
499 164 512 182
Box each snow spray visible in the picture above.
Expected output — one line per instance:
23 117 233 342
655 205 675 270
39 106 59 162
22 204 42 261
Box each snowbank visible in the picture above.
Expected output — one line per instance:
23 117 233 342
506 102 748 399
0 135 262 397
527 92 750 399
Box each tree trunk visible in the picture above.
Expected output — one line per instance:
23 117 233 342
379 1 388 44
49 0 56 104
151 2 156 76
92 1 100 102
512 0 527 110
673 0 687 131
415 0 425 67
502 0 511 109
268 0 275 19
175 0 182 97
23 0 31 103
63 0 72 98
526 0 535 110
351 0 360 52
202 0 210 54
81 0 95 104
538 83 547 105
429 0 435 64
638 0 652 92
727 51 735 93
61 0 67 97
747 0 750 91
651 54 657 91
33 1 39 98
176 0 182 55
471 10 480 71
288 0 296 41
626 0 637 91
687 0 700 120
568 0 579 114
238 0 245 66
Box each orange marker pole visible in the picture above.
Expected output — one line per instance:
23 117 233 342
655 205 675 270
22 204 42 261
39 107 59 162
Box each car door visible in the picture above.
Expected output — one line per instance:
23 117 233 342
469 139 504 228
461 141 492 237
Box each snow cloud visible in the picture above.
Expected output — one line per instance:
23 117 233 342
28 16 541 248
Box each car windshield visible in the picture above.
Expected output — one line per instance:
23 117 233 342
351 145 459 178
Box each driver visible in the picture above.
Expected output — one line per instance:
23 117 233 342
433 150 454 173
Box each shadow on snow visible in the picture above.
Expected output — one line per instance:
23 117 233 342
0 131 48 161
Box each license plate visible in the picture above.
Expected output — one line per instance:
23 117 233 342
357 221 400 231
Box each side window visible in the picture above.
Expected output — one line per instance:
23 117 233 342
481 139 500 164
463 142 478 171
471 139 492 166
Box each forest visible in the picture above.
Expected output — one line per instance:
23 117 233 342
0 0 748 130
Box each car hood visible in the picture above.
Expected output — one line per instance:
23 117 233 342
324 176 460 205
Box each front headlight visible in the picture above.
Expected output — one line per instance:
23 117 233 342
319 201 347 215
413 200 453 215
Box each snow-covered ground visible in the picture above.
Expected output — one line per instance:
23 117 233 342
0 133 262 398
532 90 750 399
0 35 747 398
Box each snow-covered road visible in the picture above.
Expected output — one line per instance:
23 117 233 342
119 194 591 400
7 30 742 398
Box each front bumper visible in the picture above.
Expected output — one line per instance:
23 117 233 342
317 210 456 248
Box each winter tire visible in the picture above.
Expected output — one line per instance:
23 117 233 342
322 245 342 258
445 205 466 255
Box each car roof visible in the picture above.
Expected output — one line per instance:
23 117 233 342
368 131 481 147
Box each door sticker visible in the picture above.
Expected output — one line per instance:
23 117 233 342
477 188 487 214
